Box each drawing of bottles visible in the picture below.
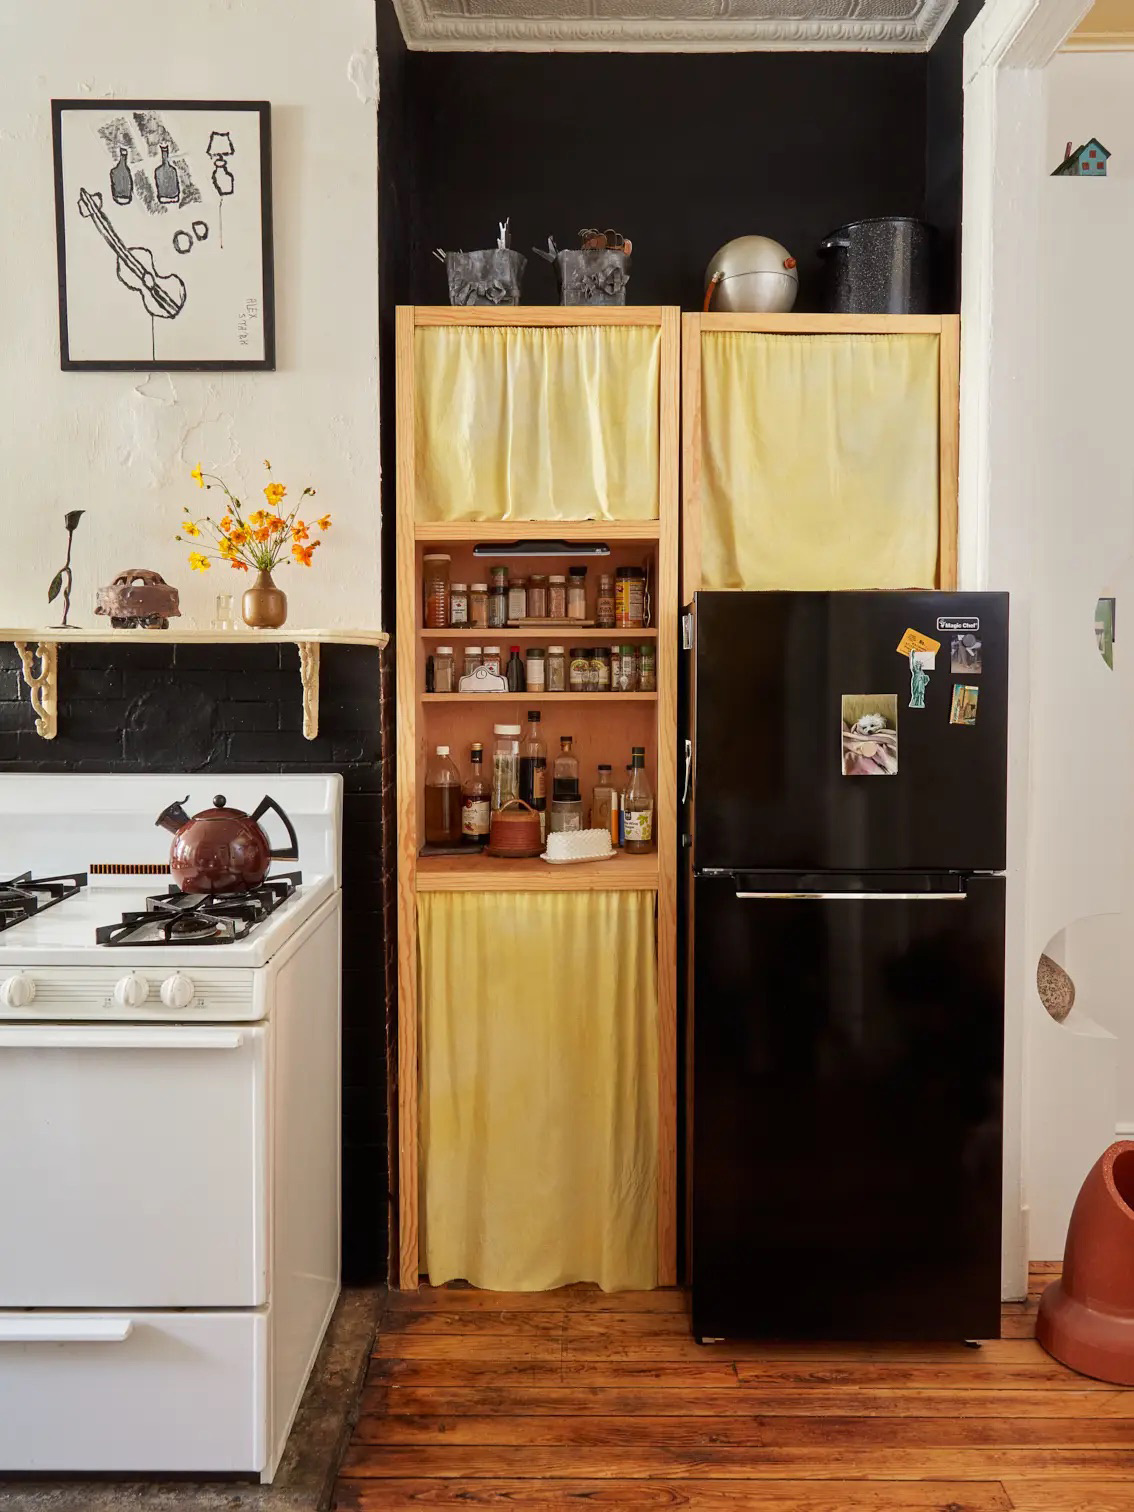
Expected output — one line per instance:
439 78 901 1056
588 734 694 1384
110 146 133 205
154 143 180 205
207 132 235 196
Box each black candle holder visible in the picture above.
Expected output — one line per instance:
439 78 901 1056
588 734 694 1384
48 509 85 629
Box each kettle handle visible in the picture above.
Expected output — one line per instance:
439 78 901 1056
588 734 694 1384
250 795 300 861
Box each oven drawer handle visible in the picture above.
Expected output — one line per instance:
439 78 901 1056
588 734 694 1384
734 891 966 902
0 1029 245 1051
0 1318 133 1344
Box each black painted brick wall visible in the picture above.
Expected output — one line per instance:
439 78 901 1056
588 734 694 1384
0 639 390 1285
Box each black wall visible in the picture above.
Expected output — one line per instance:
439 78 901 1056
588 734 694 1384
0 641 392 1287
403 50 929 312
927 0 984 309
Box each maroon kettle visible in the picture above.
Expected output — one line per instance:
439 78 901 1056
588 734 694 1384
155 793 299 893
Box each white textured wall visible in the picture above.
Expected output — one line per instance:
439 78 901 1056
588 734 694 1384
0 0 381 632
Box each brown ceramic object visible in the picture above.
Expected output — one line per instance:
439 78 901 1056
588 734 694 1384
1037 1141 1134 1384
155 793 299 893
485 799 542 858
95 568 181 629
242 569 287 629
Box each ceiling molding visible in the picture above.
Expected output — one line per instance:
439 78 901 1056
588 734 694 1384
391 0 959 53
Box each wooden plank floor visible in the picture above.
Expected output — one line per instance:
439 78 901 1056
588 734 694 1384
335 1263 1134 1511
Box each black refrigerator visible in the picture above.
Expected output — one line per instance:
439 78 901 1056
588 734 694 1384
687 591 1007 1343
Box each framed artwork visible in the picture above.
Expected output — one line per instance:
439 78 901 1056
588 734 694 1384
52 100 274 371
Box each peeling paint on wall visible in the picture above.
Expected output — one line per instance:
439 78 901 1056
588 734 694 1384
347 47 380 106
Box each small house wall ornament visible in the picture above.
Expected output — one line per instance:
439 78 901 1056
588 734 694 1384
1052 138 1111 177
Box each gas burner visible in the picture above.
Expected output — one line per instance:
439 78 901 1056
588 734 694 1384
95 872 301 947
0 872 86 934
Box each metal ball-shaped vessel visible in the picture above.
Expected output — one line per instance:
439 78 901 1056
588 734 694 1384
705 235 799 314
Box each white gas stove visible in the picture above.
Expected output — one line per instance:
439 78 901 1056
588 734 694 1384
0 774 343 1481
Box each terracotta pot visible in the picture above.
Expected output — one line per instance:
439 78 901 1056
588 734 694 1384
242 569 287 630
485 798 542 858
1037 1141 1134 1384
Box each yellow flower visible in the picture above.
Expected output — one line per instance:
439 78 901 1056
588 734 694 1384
218 514 234 533
291 520 309 543
264 482 287 508
190 464 204 489
218 538 238 559
181 520 201 538
248 509 269 528
188 552 211 572
316 514 332 531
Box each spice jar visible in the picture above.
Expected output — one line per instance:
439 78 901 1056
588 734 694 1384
614 644 639 693
591 646 611 693
482 644 503 676
569 647 593 693
488 581 508 629
507 575 528 623
433 645 455 693
546 645 566 692
423 553 451 630
449 583 469 628
615 566 646 628
469 583 489 629
638 643 656 693
528 574 548 619
567 567 588 621
491 724 521 813
595 572 615 629
463 645 483 680
489 565 508 590
525 646 547 692
548 575 567 620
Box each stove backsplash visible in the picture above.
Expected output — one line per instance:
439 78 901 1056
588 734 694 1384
0 640 393 1286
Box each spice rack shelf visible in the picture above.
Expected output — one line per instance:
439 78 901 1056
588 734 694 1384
396 305 680 1295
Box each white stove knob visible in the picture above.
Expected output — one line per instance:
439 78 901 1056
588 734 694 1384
1 973 37 1009
160 973 195 1011
113 973 150 1010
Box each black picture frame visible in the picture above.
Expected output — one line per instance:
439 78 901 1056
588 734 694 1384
52 99 275 372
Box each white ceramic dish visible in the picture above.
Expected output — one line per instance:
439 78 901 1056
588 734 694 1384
540 850 618 866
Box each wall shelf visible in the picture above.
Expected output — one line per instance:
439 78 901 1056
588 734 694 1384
422 691 657 704
420 627 658 641
417 851 659 892
1 628 388 742
415 520 660 543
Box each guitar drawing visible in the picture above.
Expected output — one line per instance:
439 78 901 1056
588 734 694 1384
77 186 187 355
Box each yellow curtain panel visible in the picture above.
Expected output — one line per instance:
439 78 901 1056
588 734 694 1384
418 889 659 1292
414 324 661 523
700 332 941 590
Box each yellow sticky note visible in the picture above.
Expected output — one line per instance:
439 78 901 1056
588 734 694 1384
897 627 941 658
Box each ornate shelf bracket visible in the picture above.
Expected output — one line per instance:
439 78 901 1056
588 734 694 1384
13 642 59 740
298 642 320 740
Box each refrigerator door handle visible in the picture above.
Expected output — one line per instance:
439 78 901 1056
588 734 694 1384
682 739 692 805
735 890 967 902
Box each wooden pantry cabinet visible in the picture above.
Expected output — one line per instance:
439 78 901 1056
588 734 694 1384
395 306 680 1291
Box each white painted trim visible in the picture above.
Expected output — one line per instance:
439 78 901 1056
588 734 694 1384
1116 1124 1134 1139
965 0 1093 77
391 0 956 52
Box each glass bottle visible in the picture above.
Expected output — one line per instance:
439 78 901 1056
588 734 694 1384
618 764 631 846
519 710 548 842
424 745 463 846
591 764 616 833
110 146 133 205
506 645 526 692
433 645 455 693
622 747 654 853
423 553 451 629
567 566 588 621
595 572 615 629
528 574 549 619
469 582 489 628
155 141 181 204
546 645 566 692
491 724 521 812
550 735 582 832
548 575 567 620
488 566 508 629
461 742 490 845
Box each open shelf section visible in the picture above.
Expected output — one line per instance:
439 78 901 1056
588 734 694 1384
423 691 657 704
414 520 660 543
417 850 659 893
421 627 658 641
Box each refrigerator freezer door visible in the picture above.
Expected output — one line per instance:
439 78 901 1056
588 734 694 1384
692 592 1008 873
691 873 1004 1342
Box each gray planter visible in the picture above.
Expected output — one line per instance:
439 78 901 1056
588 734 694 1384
446 249 527 307
556 249 631 307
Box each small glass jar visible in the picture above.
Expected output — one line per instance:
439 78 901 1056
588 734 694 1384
614 644 639 693
469 582 489 628
525 646 547 692
433 645 455 693
213 592 235 632
595 573 615 629
549 798 583 834
463 645 483 680
423 553 451 630
567 567 587 621
615 566 646 629
482 644 503 676
591 646 611 693
638 643 656 693
548 575 567 620
488 584 508 629
507 576 528 622
546 645 566 692
528 574 549 620
449 583 469 628
489 565 509 590
569 647 593 693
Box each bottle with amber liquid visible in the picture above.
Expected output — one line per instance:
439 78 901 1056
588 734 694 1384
622 746 654 853
461 742 490 846
424 745 462 846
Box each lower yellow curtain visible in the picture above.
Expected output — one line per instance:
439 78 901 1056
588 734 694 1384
701 332 941 590
418 890 658 1292
414 324 661 523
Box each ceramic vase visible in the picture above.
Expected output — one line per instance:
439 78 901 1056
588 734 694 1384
242 569 287 630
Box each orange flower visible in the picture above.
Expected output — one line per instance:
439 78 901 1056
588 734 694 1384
292 541 320 568
229 527 248 546
291 520 309 543
253 526 272 543
268 515 287 534
230 558 249 572
218 514 234 533
316 514 332 531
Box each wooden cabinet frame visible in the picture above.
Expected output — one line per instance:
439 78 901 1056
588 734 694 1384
681 313 961 599
395 305 680 1290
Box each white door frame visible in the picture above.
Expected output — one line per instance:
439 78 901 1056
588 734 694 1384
959 0 1093 1298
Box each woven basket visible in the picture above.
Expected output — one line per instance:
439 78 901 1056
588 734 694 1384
486 798 542 858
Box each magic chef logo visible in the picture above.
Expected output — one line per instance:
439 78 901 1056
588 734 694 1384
937 616 980 633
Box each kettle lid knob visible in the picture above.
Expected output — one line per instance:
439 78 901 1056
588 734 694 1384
213 795 227 808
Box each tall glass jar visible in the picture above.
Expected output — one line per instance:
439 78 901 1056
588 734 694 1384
548 575 567 620
423 553 451 629
528 574 548 619
469 583 489 628
491 724 521 813
546 645 566 692
488 583 508 629
567 567 587 621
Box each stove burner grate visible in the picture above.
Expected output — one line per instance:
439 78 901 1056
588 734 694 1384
95 872 302 947
0 872 87 934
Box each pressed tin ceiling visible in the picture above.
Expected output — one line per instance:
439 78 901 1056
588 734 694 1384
391 0 960 52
